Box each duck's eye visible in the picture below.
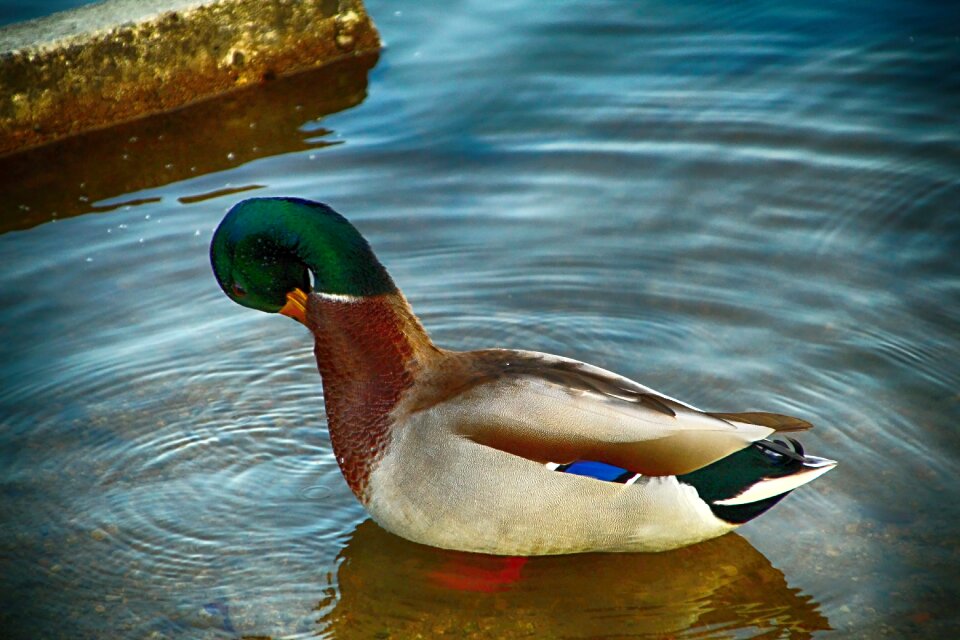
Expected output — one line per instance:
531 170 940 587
232 283 247 298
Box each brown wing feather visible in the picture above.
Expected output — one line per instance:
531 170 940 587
464 350 682 416
707 411 814 432
465 424 751 476
408 349 779 476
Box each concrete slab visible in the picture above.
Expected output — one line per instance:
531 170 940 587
0 0 380 155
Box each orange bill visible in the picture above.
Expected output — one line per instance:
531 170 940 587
279 288 308 324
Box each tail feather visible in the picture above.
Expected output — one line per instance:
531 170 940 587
679 439 836 525
707 411 814 432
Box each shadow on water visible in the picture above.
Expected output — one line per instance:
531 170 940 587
0 51 378 234
316 520 830 639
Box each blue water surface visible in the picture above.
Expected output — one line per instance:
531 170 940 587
1 1 959 638
0 0 95 25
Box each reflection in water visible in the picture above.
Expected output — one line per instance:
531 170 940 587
317 520 829 639
0 52 378 234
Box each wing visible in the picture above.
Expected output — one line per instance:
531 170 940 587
425 349 810 476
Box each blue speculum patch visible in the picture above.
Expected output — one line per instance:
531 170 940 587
556 460 633 483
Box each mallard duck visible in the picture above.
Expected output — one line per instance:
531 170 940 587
210 197 836 555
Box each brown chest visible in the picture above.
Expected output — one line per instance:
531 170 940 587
307 294 431 499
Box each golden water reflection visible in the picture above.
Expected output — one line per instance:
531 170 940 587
317 520 830 639
0 52 378 234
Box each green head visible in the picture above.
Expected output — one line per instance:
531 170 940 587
210 198 396 316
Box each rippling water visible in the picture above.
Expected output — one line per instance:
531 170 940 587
0 0 90 25
2 1 959 638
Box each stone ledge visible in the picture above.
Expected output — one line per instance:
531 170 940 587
0 0 380 155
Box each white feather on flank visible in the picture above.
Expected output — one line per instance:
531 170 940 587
623 473 643 486
713 458 837 506
314 291 363 303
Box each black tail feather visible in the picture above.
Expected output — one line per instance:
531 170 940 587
679 439 815 525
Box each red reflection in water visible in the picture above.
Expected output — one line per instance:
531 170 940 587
428 554 528 592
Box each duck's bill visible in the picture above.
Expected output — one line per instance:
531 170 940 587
279 288 308 324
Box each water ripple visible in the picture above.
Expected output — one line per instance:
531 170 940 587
2 1 959 638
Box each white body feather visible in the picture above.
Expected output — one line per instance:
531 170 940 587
366 403 737 555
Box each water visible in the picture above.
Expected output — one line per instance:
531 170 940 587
0 0 96 25
2 1 959 638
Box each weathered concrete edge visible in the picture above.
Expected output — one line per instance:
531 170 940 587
0 0 380 156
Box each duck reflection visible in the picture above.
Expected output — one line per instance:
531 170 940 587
316 520 829 639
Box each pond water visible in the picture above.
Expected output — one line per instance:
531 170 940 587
0 0 96 26
2 1 959 638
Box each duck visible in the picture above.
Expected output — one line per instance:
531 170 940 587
210 197 836 555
